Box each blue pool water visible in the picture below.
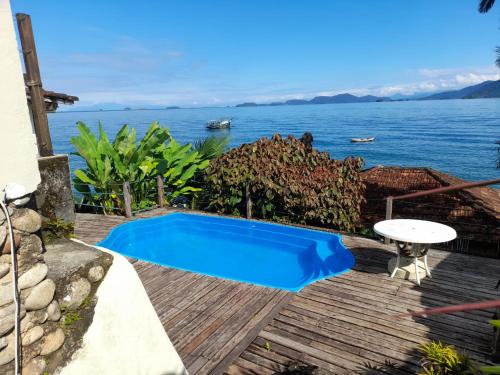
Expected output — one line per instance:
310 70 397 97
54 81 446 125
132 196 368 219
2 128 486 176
98 213 355 292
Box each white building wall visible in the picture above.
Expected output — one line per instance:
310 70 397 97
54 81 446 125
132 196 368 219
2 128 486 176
0 0 41 200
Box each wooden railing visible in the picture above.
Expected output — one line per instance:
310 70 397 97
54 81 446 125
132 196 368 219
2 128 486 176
384 177 500 244
122 176 166 218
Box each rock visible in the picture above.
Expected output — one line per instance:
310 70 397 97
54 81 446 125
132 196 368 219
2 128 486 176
0 283 13 307
0 341 14 365
0 226 6 248
43 239 103 280
0 336 6 350
0 263 9 279
62 278 91 310
23 310 48 328
40 328 64 355
0 255 11 264
21 285 34 301
0 206 13 225
0 303 26 335
0 301 26 319
11 209 41 234
21 309 48 334
25 279 55 311
22 325 44 346
21 343 42 368
2 231 22 254
0 270 11 285
19 310 47 334
0 333 15 365
18 263 47 290
88 265 105 282
20 315 34 334
0 316 15 337
19 234 43 255
22 357 46 375
46 300 61 321
0 314 15 337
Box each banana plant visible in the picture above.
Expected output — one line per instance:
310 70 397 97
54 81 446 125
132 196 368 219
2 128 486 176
71 122 122 214
71 121 214 214
156 139 210 204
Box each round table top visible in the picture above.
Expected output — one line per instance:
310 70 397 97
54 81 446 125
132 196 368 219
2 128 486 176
374 219 457 244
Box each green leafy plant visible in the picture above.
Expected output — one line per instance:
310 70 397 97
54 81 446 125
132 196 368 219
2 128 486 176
41 219 74 242
61 311 80 327
155 138 210 205
204 134 365 231
419 341 479 375
194 135 230 160
71 121 214 214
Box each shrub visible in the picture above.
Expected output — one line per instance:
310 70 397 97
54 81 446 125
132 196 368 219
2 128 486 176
41 219 74 243
418 341 479 375
71 121 220 214
204 134 365 231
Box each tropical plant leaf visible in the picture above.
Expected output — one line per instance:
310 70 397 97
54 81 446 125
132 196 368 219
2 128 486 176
480 366 500 374
490 319 500 328
194 135 230 160
71 121 214 214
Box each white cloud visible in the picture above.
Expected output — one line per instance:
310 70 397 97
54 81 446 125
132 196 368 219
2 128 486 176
234 66 500 104
454 72 500 85
311 66 500 99
53 54 500 107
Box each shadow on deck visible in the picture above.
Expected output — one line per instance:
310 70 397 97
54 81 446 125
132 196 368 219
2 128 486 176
75 210 500 375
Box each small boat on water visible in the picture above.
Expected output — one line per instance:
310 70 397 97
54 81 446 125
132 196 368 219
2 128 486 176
351 137 375 143
206 119 231 130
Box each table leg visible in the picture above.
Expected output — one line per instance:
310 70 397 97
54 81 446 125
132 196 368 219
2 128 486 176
414 255 421 285
389 241 430 285
390 252 400 278
424 254 432 278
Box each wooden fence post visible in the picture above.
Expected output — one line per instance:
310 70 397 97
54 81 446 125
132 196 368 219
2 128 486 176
123 181 132 218
385 197 393 244
157 175 165 208
16 13 53 156
245 184 252 219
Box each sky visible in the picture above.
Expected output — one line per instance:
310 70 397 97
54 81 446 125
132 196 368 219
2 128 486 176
11 0 500 108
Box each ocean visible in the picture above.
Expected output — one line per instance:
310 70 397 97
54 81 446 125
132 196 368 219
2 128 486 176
49 98 500 182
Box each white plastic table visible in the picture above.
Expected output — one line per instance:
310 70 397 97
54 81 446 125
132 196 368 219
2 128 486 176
374 219 457 285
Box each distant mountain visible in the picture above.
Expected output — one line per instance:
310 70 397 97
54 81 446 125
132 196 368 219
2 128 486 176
235 93 389 108
235 102 259 107
420 80 500 100
284 99 309 105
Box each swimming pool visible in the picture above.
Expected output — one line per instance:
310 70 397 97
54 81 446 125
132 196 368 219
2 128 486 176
98 213 355 292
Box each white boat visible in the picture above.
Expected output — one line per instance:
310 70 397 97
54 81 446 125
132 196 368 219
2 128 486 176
351 137 375 143
206 119 231 130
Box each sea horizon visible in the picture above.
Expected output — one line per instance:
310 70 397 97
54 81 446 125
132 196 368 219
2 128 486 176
49 98 500 184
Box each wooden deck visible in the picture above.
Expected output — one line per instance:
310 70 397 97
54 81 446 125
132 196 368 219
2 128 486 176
75 210 500 375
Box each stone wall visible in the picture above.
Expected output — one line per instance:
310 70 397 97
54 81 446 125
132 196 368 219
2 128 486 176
36 155 75 225
0 201 111 374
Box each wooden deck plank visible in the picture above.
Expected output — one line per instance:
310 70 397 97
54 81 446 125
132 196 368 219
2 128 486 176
75 210 500 374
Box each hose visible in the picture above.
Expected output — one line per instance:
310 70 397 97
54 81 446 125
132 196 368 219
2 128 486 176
0 200 20 375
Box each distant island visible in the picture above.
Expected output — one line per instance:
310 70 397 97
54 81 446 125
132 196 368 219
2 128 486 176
236 79 500 107
236 94 390 107
419 80 500 100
